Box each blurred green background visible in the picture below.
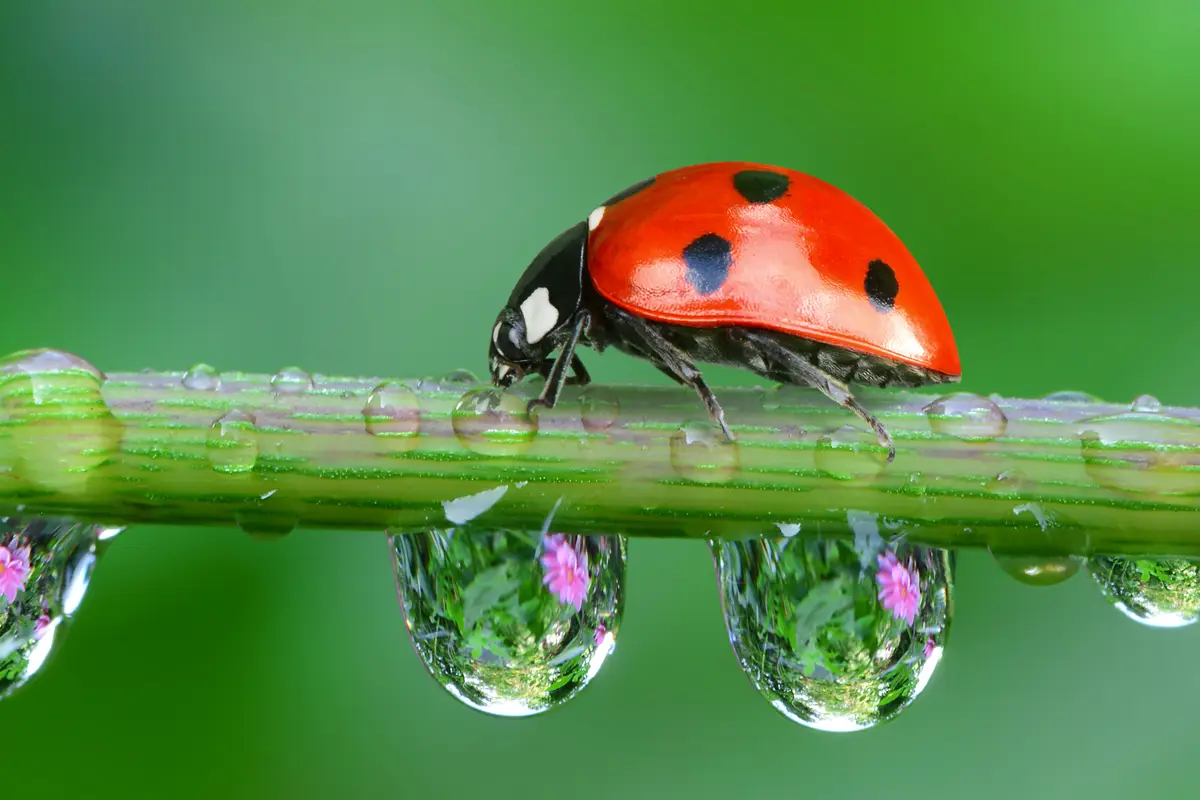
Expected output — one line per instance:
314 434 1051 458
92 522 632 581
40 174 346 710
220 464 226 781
3 1 1200 797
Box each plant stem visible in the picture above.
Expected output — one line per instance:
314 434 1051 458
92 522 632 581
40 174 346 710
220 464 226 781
2 349 1199 557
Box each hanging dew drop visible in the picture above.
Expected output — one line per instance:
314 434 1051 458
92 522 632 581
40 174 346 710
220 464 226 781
390 526 625 717
710 534 953 731
181 363 221 391
0 517 111 700
1088 556 1200 628
206 410 259 474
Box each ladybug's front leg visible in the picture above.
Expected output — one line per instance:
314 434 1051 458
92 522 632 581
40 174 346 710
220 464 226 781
528 310 591 416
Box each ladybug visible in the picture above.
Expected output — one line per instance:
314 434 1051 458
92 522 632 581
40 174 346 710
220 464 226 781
488 161 960 462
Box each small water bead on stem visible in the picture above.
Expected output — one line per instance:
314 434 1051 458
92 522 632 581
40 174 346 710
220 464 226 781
923 392 1008 442
181 363 221 392
451 387 538 457
1042 390 1104 404
668 420 740 484
0 517 111 700
389 526 625 717
0 348 121 493
269 367 314 395
578 386 620 433
814 425 888 481
710 532 953 732
1131 394 1162 413
1088 556 1200 628
206 409 259 474
1078 410 1200 495
362 381 422 442
440 369 479 385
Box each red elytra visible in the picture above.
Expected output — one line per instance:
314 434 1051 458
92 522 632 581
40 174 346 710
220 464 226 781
487 161 961 462
586 162 960 379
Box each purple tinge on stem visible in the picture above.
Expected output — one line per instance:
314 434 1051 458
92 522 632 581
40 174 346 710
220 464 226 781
0 541 32 604
876 550 921 627
540 533 591 612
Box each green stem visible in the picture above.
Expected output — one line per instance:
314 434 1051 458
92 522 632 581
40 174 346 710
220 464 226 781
2 349 1198 557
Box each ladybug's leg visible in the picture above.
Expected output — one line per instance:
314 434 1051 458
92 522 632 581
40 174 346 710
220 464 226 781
528 310 591 415
740 331 896 463
565 355 591 387
615 311 734 441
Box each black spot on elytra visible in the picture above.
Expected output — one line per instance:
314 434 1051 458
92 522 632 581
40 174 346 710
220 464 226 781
733 169 790 204
602 176 656 207
682 233 733 295
864 259 899 312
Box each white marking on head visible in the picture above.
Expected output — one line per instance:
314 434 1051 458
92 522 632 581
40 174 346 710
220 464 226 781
497 363 511 380
519 287 559 345
587 205 605 231
492 322 502 345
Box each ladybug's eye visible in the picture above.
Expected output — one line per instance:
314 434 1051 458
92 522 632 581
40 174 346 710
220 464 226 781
491 318 526 362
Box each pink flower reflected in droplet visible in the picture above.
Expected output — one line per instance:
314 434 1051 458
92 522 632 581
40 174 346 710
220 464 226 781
0 543 32 605
923 636 936 660
593 623 608 645
540 533 590 612
875 550 921 627
34 614 52 640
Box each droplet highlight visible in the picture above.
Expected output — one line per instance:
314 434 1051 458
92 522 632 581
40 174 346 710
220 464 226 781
390 527 625 717
451 388 538 456
669 421 739 483
924 392 1008 441
363 381 421 440
814 425 887 481
1079 411 1200 495
270 367 314 394
711 536 953 732
181 363 221 392
206 409 259 473
0 517 109 700
1088 556 1200 628
579 387 620 433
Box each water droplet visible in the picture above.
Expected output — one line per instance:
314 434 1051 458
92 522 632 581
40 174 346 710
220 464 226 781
270 367 313 394
363 381 421 440
1079 411 1200 495
441 369 479 385
0 517 108 700
206 409 259 473
1088 556 1200 628
235 511 297 540
579 387 620 433
814 425 887 481
669 421 739 483
1131 394 1162 413
990 552 1083 586
451 388 538 456
923 392 1007 441
390 527 625 717
711 536 953 731
181 363 221 391
1042 390 1102 404
986 470 1027 494
0 349 120 492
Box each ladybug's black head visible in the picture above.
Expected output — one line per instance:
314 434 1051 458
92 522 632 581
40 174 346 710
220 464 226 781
488 306 545 388
489 221 589 390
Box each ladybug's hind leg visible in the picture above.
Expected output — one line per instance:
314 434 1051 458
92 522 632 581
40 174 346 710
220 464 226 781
608 308 734 441
741 330 896 463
